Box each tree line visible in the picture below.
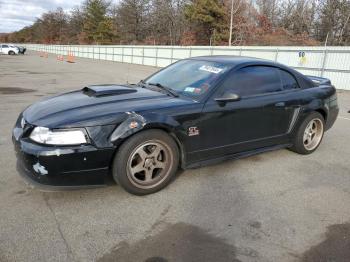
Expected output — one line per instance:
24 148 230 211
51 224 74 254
1 0 350 46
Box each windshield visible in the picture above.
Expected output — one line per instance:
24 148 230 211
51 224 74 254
144 60 232 99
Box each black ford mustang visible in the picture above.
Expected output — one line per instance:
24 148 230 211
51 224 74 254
13 56 339 195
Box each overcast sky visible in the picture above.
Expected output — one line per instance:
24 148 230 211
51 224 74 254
0 0 86 33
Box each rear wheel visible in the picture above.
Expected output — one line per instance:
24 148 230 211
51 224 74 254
113 130 179 195
8 51 15 55
290 112 325 155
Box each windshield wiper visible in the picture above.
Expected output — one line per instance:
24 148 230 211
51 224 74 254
147 82 179 97
138 79 146 87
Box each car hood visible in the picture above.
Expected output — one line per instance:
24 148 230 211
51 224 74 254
23 85 193 128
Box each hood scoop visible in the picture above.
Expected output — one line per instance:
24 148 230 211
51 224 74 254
83 84 137 97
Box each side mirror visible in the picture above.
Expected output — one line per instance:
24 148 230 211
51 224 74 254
215 92 241 105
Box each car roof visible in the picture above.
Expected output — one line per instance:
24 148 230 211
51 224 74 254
189 55 272 66
188 55 314 89
189 55 297 76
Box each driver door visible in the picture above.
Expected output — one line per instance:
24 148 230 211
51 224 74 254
193 66 297 162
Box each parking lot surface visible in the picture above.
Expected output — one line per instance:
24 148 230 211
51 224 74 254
0 52 349 262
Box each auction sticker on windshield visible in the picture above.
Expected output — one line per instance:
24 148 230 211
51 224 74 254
184 87 202 94
199 65 224 74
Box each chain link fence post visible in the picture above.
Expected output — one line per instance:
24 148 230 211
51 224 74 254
274 48 279 62
321 48 328 77
155 46 158 67
170 46 174 64
142 46 145 65
122 46 124 63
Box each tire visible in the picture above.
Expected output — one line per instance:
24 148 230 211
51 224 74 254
8 51 15 55
290 112 325 155
112 129 179 195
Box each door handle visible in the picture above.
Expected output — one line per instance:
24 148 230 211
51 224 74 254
275 102 286 107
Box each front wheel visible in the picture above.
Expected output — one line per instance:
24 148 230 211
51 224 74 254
8 51 15 55
112 130 179 195
290 112 325 155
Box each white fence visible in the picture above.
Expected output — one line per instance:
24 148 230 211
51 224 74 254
23 44 350 90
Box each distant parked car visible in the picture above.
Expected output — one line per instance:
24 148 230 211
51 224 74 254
16 46 26 54
0 44 19 55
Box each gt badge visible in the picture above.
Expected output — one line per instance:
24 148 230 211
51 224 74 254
188 127 200 136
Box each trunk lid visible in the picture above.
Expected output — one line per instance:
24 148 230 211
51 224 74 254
307 75 331 86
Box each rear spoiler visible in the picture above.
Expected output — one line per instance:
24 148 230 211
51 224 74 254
306 75 331 86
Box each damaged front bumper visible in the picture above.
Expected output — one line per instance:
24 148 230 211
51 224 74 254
12 125 115 190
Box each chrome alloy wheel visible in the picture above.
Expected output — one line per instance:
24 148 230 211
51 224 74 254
126 140 173 189
303 118 324 151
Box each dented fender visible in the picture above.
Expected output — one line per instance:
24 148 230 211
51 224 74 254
110 111 182 144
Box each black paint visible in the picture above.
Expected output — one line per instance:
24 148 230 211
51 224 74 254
12 56 339 189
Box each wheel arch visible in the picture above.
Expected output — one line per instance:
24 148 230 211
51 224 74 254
315 108 327 121
289 110 326 155
110 118 187 169
300 98 328 121
291 105 327 137
143 125 186 169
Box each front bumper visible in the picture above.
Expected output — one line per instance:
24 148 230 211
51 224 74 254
13 126 115 190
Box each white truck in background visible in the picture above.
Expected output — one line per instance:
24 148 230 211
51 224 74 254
0 44 19 55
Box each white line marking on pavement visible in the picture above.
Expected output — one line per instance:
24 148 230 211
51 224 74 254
339 116 350 121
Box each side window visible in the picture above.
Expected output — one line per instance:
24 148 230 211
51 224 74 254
220 66 282 97
279 69 299 90
2 45 9 48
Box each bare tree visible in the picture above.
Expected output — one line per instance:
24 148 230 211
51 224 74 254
148 0 187 45
316 0 350 45
257 0 280 28
277 0 317 35
5 0 349 46
113 0 151 44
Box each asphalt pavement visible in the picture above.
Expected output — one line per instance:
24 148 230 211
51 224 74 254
0 52 349 262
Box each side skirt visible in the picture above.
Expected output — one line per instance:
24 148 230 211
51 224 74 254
185 143 292 169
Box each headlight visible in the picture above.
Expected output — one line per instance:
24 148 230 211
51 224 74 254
20 117 26 128
30 127 88 145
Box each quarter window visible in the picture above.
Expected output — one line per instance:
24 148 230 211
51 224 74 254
278 69 299 90
220 66 282 97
